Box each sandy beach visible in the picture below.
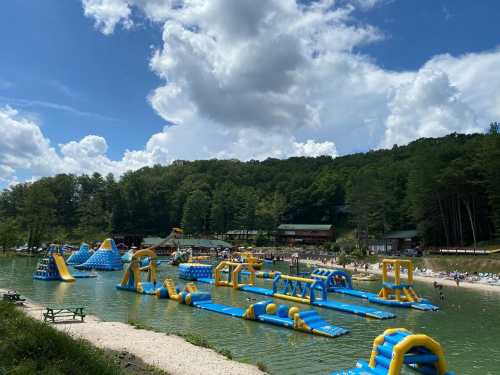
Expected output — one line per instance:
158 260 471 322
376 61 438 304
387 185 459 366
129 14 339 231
1 289 265 375
297 259 500 294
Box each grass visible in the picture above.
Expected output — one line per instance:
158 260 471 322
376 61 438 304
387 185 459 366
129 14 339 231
257 361 268 372
0 301 124 375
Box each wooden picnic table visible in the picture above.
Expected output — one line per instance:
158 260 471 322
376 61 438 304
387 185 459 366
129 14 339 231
43 306 86 323
2 291 25 304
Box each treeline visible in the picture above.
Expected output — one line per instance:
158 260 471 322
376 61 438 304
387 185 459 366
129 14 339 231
1 125 499 249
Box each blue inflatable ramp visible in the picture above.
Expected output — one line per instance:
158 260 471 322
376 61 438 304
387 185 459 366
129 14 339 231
411 302 439 311
72 272 97 279
193 301 245 317
239 285 274 296
196 277 215 284
314 300 395 319
333 287 377 299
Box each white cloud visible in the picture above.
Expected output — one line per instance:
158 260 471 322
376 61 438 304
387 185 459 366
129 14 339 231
0 106 61 182
2 0 500 185
82 0 133 35
382 69 480 148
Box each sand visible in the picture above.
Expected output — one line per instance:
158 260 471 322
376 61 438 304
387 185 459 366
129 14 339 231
1 289 265 375
298 259 500 293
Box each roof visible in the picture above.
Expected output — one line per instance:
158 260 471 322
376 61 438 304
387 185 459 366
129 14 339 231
226 230 259 235
143 237 166 246
278 224 332 231
384 230 418 239
143 237 233 248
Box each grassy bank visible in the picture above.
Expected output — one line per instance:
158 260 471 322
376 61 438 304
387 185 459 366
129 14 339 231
0 302 165 375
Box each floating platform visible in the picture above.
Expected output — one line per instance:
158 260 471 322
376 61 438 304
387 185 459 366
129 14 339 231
238 283 394 320
156 280 349 339
179 263 213 281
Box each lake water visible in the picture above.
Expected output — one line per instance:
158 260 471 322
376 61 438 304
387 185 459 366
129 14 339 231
1 255 499 374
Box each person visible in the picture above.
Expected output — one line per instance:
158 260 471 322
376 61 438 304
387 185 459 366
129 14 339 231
454 274 460 287
364 263 369 272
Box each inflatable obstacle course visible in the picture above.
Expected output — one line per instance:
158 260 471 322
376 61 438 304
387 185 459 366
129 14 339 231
33 245 96 282
318 261 439 311
76 238 123 271
179 263 213 281
116 249 160 295
156 279 348 338
67 243 92 265
311 268 352 290
331 328 455 375
215 261 256 288
195 262 395 319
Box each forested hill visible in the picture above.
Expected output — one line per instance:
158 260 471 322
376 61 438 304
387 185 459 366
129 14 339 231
1 127 499 249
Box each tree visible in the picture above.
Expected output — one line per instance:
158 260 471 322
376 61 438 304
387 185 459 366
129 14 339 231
22 181 56 248
256 193 287 231
0 218 21 252
182 190 211 234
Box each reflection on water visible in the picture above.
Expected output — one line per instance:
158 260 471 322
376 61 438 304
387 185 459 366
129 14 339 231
1 256 499 374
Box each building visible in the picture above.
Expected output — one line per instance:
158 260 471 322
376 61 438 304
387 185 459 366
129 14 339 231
277 224 334 245
225 230 259 243
142 236 233 255
381 230 419 255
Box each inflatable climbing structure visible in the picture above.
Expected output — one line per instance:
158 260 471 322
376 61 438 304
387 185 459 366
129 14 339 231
331 328 455 375
116 249 159 294
76 238 123 271
66 243 92 265
33 245 95 282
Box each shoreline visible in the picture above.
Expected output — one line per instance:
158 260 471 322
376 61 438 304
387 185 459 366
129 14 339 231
296 259 500 294
1 288 265 375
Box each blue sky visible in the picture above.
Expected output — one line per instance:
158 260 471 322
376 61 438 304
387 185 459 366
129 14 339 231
0 0 163 159
1 0 499 186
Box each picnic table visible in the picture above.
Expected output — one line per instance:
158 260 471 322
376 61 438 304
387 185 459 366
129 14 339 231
2 291 26 304
43 306 86 323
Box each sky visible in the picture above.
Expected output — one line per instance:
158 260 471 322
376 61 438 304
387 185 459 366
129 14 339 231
1 0 500 187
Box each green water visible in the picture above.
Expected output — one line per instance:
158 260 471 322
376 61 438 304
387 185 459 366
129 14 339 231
1 256 499 375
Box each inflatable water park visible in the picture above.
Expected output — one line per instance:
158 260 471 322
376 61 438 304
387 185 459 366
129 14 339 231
331 328 455 375
114 251 348 338
33 245 96 282
28 237 455 374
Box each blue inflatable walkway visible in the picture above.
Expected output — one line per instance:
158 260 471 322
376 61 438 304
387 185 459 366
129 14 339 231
239 285 394 319
192 299 348 338
332 287 439 311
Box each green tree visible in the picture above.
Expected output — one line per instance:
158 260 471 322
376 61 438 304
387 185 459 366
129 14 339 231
22 181 56 248
0 218 21 252
182 190 211 234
